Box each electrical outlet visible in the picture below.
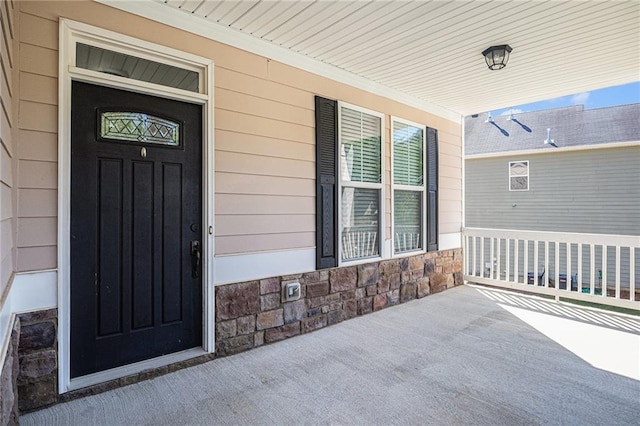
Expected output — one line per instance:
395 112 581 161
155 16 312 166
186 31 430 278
284 282 301 301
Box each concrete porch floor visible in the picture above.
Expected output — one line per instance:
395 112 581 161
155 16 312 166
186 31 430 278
23 285 640 425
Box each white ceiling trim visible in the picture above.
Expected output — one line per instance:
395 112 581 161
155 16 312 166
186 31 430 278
96 0 462 124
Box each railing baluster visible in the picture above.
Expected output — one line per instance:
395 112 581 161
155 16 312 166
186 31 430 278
567 242 572 292
506 239 511 283
489 238 496 279
590 244 595 295
523 240 528 285
513 238 520 283
631 247 636 302
497 238 502 281
533 241 539 286
602 245 607 298
472 236 477 277
544 241 549 287
615 246 621 299
480 237 485 278
555 241 560 300
577 243 582 293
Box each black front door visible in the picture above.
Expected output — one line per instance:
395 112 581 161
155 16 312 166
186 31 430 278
70 81 203 378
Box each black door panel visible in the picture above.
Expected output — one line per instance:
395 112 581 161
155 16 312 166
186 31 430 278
71 82 202 377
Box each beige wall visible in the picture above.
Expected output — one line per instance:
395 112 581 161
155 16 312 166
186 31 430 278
15 0 462 267
15 4 57 271
0 0 17 293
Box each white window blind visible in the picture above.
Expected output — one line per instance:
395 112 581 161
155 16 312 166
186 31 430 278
392 119 425 254
339 105 383 262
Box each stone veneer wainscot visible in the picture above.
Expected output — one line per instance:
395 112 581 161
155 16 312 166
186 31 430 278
215 249 462 356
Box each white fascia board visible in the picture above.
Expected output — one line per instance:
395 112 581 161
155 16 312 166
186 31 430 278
96 0 462 124
465 140 640 160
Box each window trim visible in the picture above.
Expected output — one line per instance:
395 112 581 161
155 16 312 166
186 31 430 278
391 116 427 257
337 101 386 265
508 160 529 191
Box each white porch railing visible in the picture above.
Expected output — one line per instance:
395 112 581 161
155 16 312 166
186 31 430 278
463 228 640 310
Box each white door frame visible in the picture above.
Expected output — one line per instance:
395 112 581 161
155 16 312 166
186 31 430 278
58 19 215 393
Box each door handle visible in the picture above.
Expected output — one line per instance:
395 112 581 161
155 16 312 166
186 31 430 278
190 240 201 278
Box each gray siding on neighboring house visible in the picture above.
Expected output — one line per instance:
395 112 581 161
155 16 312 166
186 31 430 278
465 145 640 236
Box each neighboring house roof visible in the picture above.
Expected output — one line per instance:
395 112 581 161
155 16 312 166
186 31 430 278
464 104 640 155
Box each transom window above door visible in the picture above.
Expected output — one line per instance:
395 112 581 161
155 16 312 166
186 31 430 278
76 43 200 92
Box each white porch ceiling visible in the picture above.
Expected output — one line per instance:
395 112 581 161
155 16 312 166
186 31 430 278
106 0 640 118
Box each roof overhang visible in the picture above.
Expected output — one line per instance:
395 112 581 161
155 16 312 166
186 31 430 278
97 0 640 121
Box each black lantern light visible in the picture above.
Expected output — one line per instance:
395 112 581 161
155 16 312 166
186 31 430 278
482 44 512 70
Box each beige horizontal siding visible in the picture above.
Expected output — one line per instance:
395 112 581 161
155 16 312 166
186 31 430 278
0 1 17 292
215 109 314 145
216 214 314 237
215 67 310 108
215 194 314 215
0 143 10 185
20 72 56 105
216 232 315 255
19 43 56 77
16 245 55 272
17 159 56 189
216 87 314 127
1 218 12 287
18 188 56 218
0 0 15 292
215 151 314 180
17 129 56 161
17 217 56 247
216 172 313 197
19 11 57 50
216 130 314 162
12 9 58 271
19 101 56 133
13 0 462 259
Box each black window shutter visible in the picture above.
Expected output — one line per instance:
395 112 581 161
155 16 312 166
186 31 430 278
315 96 339 269
426 127 439 252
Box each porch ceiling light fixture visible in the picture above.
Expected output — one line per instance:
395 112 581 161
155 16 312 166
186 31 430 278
482 44 513 70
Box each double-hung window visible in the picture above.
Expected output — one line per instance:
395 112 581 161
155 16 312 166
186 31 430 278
314 96 437 270
338 103 384 262
392 118 425 254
